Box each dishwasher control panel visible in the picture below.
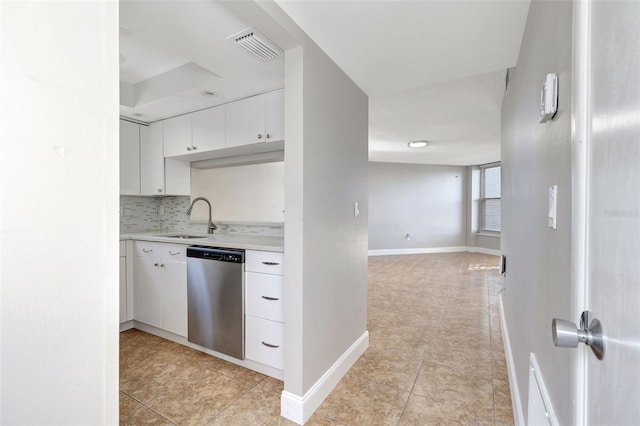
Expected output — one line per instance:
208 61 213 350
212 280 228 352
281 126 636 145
186 246 244 263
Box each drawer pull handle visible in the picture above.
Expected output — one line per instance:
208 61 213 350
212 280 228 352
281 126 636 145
169 251 181 255
262 261 280 266
143 249 153 253
261 296 280 301
261 341 279 348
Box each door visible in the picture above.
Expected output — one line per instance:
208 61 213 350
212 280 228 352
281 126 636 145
226 94 265 148
572 1 640 424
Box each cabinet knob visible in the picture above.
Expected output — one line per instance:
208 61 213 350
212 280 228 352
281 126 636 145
257 134 263 139
158 189 163 193
192 145 198 150
266 133 271 139
186 146 192 151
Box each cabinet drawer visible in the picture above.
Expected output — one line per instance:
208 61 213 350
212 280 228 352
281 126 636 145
246 250 284 275
246 272 284 322
133 241 187 261
119 241 126 257
245 315 283 370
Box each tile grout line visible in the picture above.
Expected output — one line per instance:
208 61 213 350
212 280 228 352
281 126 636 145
120 389 178 425
397 360 424 425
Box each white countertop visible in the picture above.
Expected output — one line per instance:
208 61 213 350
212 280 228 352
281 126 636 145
120 232 284 252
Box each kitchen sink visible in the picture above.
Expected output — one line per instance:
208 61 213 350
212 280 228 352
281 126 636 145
155 234 208 239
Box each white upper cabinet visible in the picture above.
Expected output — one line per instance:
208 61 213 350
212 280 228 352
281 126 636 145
126 120 190 196
264 89 284 143
192 105 226 152
226 90 284 148
120 120 140 195
226 95 266 148
163 114 192 157
140 122 165 196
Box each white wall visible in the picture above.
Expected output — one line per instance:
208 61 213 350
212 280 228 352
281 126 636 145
190 162 285 222
501 0 573 423
0 2 119 424
369 162 467 250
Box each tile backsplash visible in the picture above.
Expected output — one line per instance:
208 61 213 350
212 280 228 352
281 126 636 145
120 196 284 237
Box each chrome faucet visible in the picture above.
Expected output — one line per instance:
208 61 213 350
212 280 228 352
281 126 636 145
186 197 217 234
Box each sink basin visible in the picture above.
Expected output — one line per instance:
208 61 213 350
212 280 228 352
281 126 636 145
155 234 208 239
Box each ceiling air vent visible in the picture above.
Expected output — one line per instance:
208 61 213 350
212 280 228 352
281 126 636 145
227 28 283 62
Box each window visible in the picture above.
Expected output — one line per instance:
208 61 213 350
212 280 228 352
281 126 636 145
480 164 501 232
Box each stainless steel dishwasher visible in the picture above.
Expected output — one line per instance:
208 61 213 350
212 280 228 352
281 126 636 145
186 246 245 360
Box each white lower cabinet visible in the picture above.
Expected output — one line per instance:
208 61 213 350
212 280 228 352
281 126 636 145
244 250 284 369
119 242 127 323
133 242 187 337
245 316 284 370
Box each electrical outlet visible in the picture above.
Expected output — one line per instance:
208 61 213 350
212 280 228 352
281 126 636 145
354 201 360 219
158 204 165 216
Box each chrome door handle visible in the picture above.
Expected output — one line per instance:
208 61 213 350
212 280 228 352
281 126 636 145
261 296 279 301
261 341 279 348
262 261 280 266
169 251 181 256
552 310 605 360
143 248 153 253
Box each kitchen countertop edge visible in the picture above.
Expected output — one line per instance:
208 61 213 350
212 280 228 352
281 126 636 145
120 233 284 252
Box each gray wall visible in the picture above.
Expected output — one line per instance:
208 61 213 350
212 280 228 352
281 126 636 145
501 0 573 423
369 162 467 250
285 43 369 394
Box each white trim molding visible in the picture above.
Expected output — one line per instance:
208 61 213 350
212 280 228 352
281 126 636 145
368 246 468 256
467 246 501 257
368 246 500 257
500 294 526 426
280 331 369 425
528 353 559 426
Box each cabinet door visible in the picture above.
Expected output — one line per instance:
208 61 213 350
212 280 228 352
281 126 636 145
163 114 192 157
226 95 266 148
133 257 162 329
246 272 284 322
164 158 190 196
265 90 284 142
119 256 127 323
245 315 284 369
119 120 140 195
161 260 187 337
140 122 165 196
192 105 226 152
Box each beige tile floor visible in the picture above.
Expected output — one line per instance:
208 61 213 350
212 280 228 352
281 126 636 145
120 252 513 425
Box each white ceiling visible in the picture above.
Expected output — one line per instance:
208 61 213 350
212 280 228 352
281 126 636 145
119 0 284 122
275 0 530 165
120 0 530 166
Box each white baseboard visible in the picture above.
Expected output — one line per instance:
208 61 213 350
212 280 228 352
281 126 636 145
499 294 525 426
368 246 500 257
281 331 369 425
466 246 501 256
368 246 468 256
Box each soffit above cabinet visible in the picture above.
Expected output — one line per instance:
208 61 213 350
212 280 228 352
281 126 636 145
119 0 285 123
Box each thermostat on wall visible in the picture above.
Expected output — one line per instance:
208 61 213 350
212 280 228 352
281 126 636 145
539 73 558 123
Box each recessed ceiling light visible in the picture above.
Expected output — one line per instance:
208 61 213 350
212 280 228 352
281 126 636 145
200 90 216 98
408 140 429 148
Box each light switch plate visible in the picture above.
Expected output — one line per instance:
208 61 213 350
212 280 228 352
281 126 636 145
548 185 557 229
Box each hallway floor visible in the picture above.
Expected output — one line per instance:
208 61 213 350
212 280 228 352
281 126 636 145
120 252 513 425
